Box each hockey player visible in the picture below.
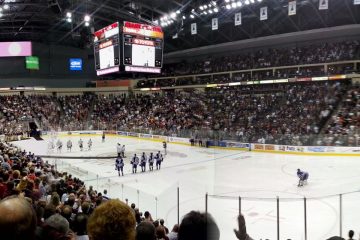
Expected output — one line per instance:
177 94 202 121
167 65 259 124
48 141 55 152
78 139 84 151
115 156 124 176
56 139 63 153
116 143 121 156
102 132 105 143
297 169 309 187
67 140 72 152
163 141 167 155
88 139 92 151
131 154 139 174
148 152 154 171
156 151 163 170
140 152 147 172
121 145 126 158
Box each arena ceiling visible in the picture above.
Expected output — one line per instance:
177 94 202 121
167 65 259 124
0 0 359 52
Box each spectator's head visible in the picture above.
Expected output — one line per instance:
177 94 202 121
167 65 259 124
81 201 91 215
178 211 220 240
136 221 156 240
42 213 70 240
155 226 167 239
73 213 88 236
0 196 37 240
171 224 179 233
348 230 354 239
87 199 136 240
61 205 72 222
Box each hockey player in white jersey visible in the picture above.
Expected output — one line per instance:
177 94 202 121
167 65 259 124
88 139 92 151
78 138 84 151
121 145 126 158
67 140 72 152
56 139 63 153
116 143 121 156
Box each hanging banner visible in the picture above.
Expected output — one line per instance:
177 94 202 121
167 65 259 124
288 1 296 15
354 0 360 5
235 12 242 26
319 0 328 10
191 23 197 35
212 18 218 30
260 7 268 21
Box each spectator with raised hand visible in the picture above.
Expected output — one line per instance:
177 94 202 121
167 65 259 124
234 214 253 240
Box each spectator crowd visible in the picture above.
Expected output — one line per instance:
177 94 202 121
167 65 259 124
0 80 358 146
137 40 360 88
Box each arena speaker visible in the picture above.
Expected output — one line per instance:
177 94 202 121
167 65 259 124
48 0 62 14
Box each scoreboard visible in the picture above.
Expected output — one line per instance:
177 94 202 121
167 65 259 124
94 22 120 76
123 21 163 73
94 21 163 76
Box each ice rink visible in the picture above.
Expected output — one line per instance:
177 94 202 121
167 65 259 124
13 135 360 240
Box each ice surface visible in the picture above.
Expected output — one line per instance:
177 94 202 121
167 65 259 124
13 136 360 240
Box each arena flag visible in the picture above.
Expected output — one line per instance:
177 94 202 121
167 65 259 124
288 1 296 16
260 7 268 21
191 23 197 35
355 0 360 5
235 12 242 26
212 18 218 30
319 0 328 10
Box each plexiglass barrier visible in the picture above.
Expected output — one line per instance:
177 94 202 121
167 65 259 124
51 158 360 240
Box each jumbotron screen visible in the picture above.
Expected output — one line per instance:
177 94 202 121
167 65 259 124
94 22 120 76
123 21 163 73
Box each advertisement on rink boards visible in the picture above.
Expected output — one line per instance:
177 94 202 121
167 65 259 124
152 135 167 141
225 141 250 149
251 143 360 154
167 137 190 144
139 133 152 138
117 131 128 136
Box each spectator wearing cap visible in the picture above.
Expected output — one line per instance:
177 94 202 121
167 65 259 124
38 213 74 240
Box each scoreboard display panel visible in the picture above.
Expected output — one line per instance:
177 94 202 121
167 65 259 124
94 22 120 76
122 21 163 73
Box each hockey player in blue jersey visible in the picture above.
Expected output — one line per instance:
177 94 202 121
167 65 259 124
131 154 139 174
148 152 154 171
115 156 124 176
297 169 309 187
156 151 163 170
140 152 147 172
